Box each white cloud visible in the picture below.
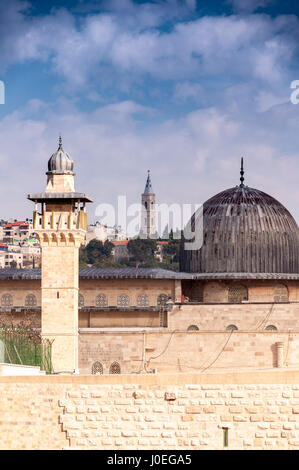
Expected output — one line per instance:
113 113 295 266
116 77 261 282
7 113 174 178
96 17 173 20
0 97 298 226
173 82 202 102
0 1 298 228
1 1 298 96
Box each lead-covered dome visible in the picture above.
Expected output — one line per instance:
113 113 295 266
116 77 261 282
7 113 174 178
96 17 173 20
47 136 74 174
180 166 299 274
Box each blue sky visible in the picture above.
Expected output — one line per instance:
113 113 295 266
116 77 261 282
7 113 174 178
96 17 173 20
0 0 299 223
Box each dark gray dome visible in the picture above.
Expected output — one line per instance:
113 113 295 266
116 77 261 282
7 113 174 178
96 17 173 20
47 137 74 174
180 184 299 274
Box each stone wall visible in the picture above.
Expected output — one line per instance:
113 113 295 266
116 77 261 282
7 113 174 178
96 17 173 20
79 330 299 375
169 302 299 331
1 371 299 450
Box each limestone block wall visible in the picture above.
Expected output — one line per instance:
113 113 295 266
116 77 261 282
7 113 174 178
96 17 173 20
169 303 299 331
1 371 299 450
59 382 299 450
78 279 176 307
79 330 299 375
0 280 41 307
201 281 299 303
0 381 67 449
0 309 41 328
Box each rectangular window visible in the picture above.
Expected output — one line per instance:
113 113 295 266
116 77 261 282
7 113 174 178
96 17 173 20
223 428 228 448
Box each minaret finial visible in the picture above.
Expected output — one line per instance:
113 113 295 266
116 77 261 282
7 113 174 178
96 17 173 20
240 157 245 187
58 134 63 150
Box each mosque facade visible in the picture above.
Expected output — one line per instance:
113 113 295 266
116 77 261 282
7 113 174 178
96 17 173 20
0 143 298 374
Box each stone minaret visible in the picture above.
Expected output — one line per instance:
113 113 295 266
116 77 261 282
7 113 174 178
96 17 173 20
28 137 92 373
141 170 156 238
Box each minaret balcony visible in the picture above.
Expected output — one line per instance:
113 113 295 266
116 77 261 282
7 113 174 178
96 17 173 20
33 210 88 231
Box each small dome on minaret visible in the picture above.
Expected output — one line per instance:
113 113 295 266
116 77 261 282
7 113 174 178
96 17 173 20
47 136 74 174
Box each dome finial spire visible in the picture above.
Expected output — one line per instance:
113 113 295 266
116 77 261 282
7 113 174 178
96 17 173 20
58 134 63 150
240 157 245 187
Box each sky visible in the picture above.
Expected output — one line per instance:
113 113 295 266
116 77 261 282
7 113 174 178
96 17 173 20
0 0 299 225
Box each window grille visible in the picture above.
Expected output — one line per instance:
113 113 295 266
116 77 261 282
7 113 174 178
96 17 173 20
274 284 288 303
187 325 199 331
265 325 277 331
109 361 121 374
157 293 169 306
226 324 238 331
1 294 13 307
137 294 149 307
96 294 108 307
117 294 130 307
25 294 37 307
228 285 248 303
91 361 103 375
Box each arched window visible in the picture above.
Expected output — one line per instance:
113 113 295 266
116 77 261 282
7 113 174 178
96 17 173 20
274 284 289 303
78 293 84 307
187 325 199 331
25 294 37 307
137 294 149 307
117 294 130 307
96 294 108 307
91 361 104 375
157 293 169 307
226 324 238 331
109 362 121 374
228 285 248 303
1 294 13 307
265 325 278 331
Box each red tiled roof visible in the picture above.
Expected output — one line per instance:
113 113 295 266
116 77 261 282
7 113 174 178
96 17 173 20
112 240 129 246
3 221 29 228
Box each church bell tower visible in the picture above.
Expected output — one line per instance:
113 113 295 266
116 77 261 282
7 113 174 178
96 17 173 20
28 137 92 373
141 170 156 238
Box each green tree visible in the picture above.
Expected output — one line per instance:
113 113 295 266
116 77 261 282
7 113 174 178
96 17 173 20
162 238 181 267
127 238 157 267
79 239 114 267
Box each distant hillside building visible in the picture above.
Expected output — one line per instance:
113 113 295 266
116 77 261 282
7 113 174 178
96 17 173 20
112 240 130 262
86 222 127 244
2 221 33 244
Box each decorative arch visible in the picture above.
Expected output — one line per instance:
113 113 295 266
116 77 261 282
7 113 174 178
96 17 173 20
265 325 278 331
78 293 84 307
226 324 238 331
117 294 130 307
1 294 13 307
51 233 58 244
25 294 37 307
274 284 289 303
228 285 248 303
137 294 149 307
59 233 66 244
109 362 121 374
187 325 199 331
91 361 104 375
68 233 75 245
96 294 108 307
